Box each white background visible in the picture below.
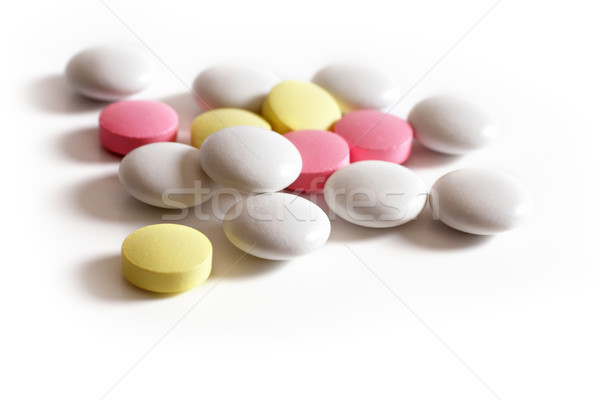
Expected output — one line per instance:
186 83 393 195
2 0 599 399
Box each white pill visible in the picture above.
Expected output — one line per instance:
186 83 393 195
407 95 501 155
324 161 428 228
199 126 302 193
430 168 533 235
192 64 280 113
65 44 155 101
119 142 218 209
223 192 330 260
312 64 400 113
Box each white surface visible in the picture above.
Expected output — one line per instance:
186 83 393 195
223 193 331 260
119 142 217 209
313 63 400 113
200 126 302 193
324 161 428 228
2 1 599 399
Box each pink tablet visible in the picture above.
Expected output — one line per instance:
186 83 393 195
284 130 349 192
333 109 413 163
99 100 178 155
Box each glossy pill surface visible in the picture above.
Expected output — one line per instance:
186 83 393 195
223 192 331 260
333 109 413 163
65 44 155 101
429 168 533 235
312 64 400 113
199 126 302 193
407 95 501 155
324 161 427 228
192 64 280 113
122 224 212 293
262 80 341 133
119 142 217 209
190 108 270 148
284 130 349 192
99 100 178 155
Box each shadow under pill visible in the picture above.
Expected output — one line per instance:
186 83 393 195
28 74 106 114
293 191 398 242
292 190 329 210
159 92 202 145
211 233 286 280
211 244 286 280
397 206 492 250
58 126 121 163
186 204 285 280
80 255 173 301
402 141 461 169
327 216 398 242
73 174 183 223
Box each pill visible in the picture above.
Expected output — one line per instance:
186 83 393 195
312 64 400 113
199 125 302 193
223 192 330 260
262 80 342 134
99 100 178 155
192 64 280 113
324 160 427 228
190 108 270 148
122 224 212 293
65 44 155 101
284 130 349 192
119 142 218 209
407 95 501 155
429 168 533 235
333 109 413 163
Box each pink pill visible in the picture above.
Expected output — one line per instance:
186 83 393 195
333 109 413 163
99 100 178 155
284 130 350 192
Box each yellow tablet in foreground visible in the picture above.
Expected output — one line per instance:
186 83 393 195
122 224 212 293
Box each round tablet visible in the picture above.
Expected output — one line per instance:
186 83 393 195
312 64 400 113
223 192 330 260
99 100 178 155
262 80 342 133
190 108 271 148
65 44 155 101
119 142 218 209
324 161 427 228
407 95 501 155
429 168 533 235
192 64 280 113
199 126 302 193
284 130 349 192
122 224 212 293
333 109 413 163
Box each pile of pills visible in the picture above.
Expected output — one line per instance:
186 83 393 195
65 44 533 294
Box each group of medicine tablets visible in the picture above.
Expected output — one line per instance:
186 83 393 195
66 44 533 294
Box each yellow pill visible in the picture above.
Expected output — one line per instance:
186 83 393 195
190 108 271 148
121 224 212 293
262 80 342 134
